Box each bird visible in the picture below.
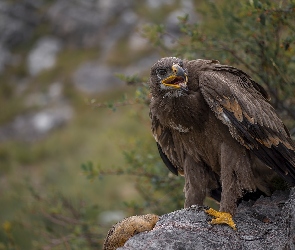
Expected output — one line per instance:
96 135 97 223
149 57 295 228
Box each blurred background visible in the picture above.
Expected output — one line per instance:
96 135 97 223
0 0 294 249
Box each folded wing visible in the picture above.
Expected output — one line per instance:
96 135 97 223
199 63 295 185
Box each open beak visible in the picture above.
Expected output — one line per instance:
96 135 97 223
161 64 188 91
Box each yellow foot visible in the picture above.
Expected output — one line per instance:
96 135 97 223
205 208 236 230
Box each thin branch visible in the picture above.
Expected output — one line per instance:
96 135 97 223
41 210 70 227
278 102 295 120
269 58 292 85
42 235 74 250
97 169 160 179
218 44 262 77
60 197 82 220
89 99 141 109
285 22 295 32
51 214 83 225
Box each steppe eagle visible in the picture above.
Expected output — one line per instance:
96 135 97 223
149 57 295 227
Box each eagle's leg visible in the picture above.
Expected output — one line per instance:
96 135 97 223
183 155 208 208
206 143 255 230
183 154 237 230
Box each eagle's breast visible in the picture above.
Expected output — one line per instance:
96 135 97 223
168 120 190 133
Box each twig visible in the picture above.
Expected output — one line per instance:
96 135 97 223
41 210 69 227
218 44 262 78
51 214 83 225
90 99 140 109
42 235 74 250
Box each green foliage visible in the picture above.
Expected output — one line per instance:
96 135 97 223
189 1 295 118
82 140 185 215
115 74 146 86
0 189 105 250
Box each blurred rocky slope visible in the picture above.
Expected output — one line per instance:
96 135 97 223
0 0 198 141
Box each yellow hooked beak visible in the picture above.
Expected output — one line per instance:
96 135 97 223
161 64 188 90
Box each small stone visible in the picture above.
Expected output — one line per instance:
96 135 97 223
27 36 62 76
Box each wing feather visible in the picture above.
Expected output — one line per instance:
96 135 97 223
199 64 295 185
150 112 181 175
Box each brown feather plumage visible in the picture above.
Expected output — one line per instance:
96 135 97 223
149 57 295 214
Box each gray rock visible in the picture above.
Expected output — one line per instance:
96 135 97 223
30 106 72 134
0 105 73 142
47 0 134 47
122 54 159 76
0 0 42 47
119 189 295 250
0 45 11 73
27 36 62 76
0 0 43 72
128 29 149 51
0 80 73 142
73 61 123 93
146 0 172 9
47 0 101 47
97 0 133 22
24 82 63 108
164 0 201 46
99 8 138 60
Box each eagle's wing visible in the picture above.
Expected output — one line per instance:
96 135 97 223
150 112 180 176
156 142 178 175
198 63 295 185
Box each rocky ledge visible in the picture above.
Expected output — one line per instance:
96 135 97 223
115 188 294 250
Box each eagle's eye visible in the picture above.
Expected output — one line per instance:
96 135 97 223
156 68 167 76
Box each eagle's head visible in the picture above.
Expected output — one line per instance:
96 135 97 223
150 57 188 97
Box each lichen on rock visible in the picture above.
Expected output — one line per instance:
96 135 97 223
103 214 159 250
